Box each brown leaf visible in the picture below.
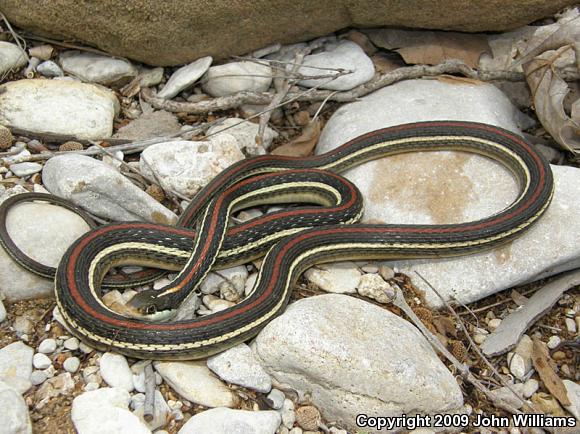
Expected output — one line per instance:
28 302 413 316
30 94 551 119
271 120 321 157
531 337 571 407
364 28 490 68
523 47 580 153
432 316 457 338
510 289 529 306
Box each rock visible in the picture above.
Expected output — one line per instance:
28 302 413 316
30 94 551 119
547 335 561 349
60 51 138 85
304 262 361 294
30 370 47 386
64 357 81 373
0 195 94 301
0 381 32 434
253 294 463 433
207 343 272 393
0 79 118 140
157 56 212 99
296 41 374 91
12 317 33 337
63 337 80 351
139 135 244 198
36 371 74 403
43 154 177 224
113 110 181 141
36 60 64 77
357 273 396 303
2 2 573 66
295 405 321 431
202 294 235 312
8 162 42 177
0 342 33 394
490 383 526 409
71 387 150 434
206 117 278 152
562 380 580 420
0 41 26 76
154 361 239 408
280 398 295 429
521 378 539 398
199 266 248 300
266 388 285 410
99 353 134 392
316 78 580 307
178 408 281 434
32 353 52 370
202 61 272 97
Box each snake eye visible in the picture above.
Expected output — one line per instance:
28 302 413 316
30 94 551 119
146 305 157 315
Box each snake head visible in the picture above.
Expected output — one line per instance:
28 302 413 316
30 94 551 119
127 289 169 316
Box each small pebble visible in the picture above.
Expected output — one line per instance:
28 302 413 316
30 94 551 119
33 353 52 370
64 357 81 373
552 351 566 360
547 336 561 349
295 405 321 431
281 398 296 429
13 316 33 336
473 334 487 344
79 342 93 354
31 370 48 385
378 264 395 280
565 317 577 334
63 337 80 351
487 318 502 331
266 388 285 410
38 338 57 354
522 378 539 398
361 263 379 273
0 299 6 323
83 381 100 391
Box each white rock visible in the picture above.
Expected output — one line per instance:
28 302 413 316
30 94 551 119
37 338 57 354
0 381 32 434
64 337 80 351
64 357 81 373
357 273 396 303
33 353 52 370
60 51 138 85
507 353 527 381
565 317 577 333
266 388 285 410
132 390 170 431
99 352 134 392
297 41 375 91
8 162 42 177
178 408 280 434
30 370 48 386
206 117 278 151
0 195 94 301
140 135 244 198
316 78 580 307
522 378 539 399
71 387 150 434
0 342 33 394
154 361 238 408
562 379 580 420
157 56 212 99
0 299 5 323
0 42 27 75
488 318 502 331
304 262 361 293
207 343 272 393
43 154 177 224
199 266 248 299
547 335 562 349
0 79 119 140
202 61 272 97
202 294 235 312
280 398 295 429
36 60 64 77
253 294 463 433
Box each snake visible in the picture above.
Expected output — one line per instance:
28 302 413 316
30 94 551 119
0 121 554 360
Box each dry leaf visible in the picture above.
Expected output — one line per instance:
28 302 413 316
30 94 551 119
531 337 571 407
271 119 321 157
531 392 568 417
370 53 403 74
432 316 457 338
364 28 490 68
523 47 580 153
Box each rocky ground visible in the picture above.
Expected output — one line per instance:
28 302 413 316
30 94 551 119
0 5 579 434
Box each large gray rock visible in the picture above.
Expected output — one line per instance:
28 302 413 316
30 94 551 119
1 1 574 66
316 79 579 307
0 79 119 140
0 199 92 301
252 294 463 433
59 51 138 85
43 154 177 224
0 381 32 434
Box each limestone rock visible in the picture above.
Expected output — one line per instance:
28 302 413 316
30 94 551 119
0 41 26 76
0 79 118 140
1 1 573 66
60 50 137 85
178 408 280 434
202 61 272 97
